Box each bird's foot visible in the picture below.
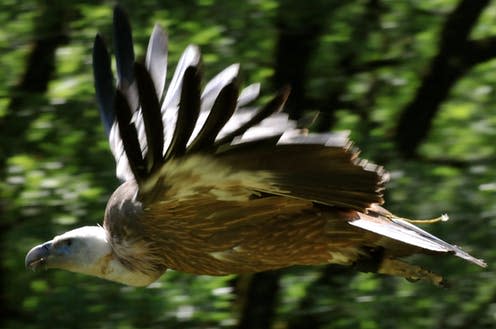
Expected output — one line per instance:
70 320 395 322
378 257 447 287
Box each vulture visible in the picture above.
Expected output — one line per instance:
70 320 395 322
25 7 485 287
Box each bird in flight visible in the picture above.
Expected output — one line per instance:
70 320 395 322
25 6 485 287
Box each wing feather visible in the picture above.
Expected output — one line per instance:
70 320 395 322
114 90 146 181
145 24 168 100
113 6 135 91
162 45 201 112
134 62 164 172
188 79 239 153
215 86 290 146
237 83 261 107
200 64 239 113
165 65 202 159
92 34 115 136
217 137 386 210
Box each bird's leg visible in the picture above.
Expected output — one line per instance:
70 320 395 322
378 257 447 287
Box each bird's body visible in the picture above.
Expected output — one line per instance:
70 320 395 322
25 7 485 287
105 180 366 277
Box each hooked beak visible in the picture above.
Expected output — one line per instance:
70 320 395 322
25 241 53 271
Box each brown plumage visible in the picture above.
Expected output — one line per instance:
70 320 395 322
25 6 485 287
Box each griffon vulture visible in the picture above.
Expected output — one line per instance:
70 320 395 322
25 7 486 287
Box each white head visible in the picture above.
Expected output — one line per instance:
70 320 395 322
25 226 159 286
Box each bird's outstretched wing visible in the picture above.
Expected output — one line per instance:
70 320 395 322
93 6 386 212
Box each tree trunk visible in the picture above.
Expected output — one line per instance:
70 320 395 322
273 0 339 121
395 0 494 157
237 271 281 329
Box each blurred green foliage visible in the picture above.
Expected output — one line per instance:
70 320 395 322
1 0 495 328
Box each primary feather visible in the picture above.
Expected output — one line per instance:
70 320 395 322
25 6 485 287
